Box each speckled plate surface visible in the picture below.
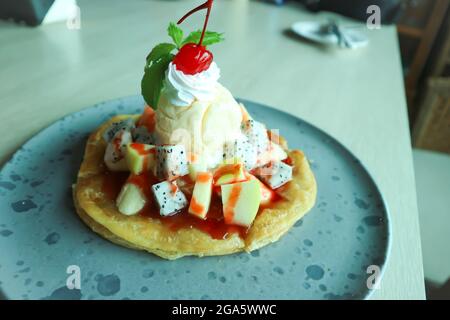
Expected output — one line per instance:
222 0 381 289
0 96 390 300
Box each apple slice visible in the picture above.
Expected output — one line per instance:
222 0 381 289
188 172 213 219
188 158 207 180
125 143 156 175
245 173 277 205
213 163 246 186
221 179 261 227
116 182 146 215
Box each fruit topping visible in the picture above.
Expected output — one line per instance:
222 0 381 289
213 163 246 186
125 143 156 175
116 181 147 215
223 136 257 171
132 126 155 145
173 43 213 75
188 172 213 219
173 0 215 75
188 158 208 180
152 180 188 216
103 118 136 143
221 179 261 227
255 161 293 189
104 130 132 171
257 142 288 167
155 145 189 181
245 173 277 206
241 119 269 155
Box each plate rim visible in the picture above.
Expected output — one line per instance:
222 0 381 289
238 97 392 300
0 95 392 300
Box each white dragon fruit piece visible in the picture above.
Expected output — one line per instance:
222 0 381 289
104 130 132 171
155 145 189 180
151 181 187 216
103 118 136 142
255 161 293 189
223 136 257 170
132 126 155 145
257 142 288 167
241 119 269 155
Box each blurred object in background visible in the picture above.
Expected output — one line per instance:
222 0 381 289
405 1 450 301
290 20 369 49
413 78 450 154
0 0 54 26
398 0 450 156
300 0 404 24
291 0 449 140
265 0 286 5
0 0 78 27
397 0 450 124
426 280 450 300
413 149 450 299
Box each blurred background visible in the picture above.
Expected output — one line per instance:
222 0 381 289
0 0 449 300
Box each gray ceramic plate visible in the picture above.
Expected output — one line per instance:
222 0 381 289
0 96 390 300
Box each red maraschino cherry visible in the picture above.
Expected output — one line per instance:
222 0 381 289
173 0 214 75
173 43 213 75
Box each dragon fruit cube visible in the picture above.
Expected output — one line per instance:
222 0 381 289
103 118 136 142
132 126 155 145
104 130 132 171
155 145 189 180
256 161 293 189
151 181 187 216
241 119 269 155
223 136 257 170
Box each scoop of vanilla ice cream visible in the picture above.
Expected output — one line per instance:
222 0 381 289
154 82 244 169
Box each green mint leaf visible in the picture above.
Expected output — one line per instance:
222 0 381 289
146 43 176 65
182 30 224 46
141 53 174 109
168 22 183 48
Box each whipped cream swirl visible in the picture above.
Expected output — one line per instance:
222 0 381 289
162 61 221 107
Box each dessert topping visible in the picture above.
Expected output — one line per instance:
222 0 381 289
141 0 223 109
188 171 213 219
104 130 132 171
152 180 188 216
173 43 213 75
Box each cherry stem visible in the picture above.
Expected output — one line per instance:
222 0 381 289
177 0 214 46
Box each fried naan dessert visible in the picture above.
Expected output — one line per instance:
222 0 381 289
73 116 317 259
72 3 317 259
